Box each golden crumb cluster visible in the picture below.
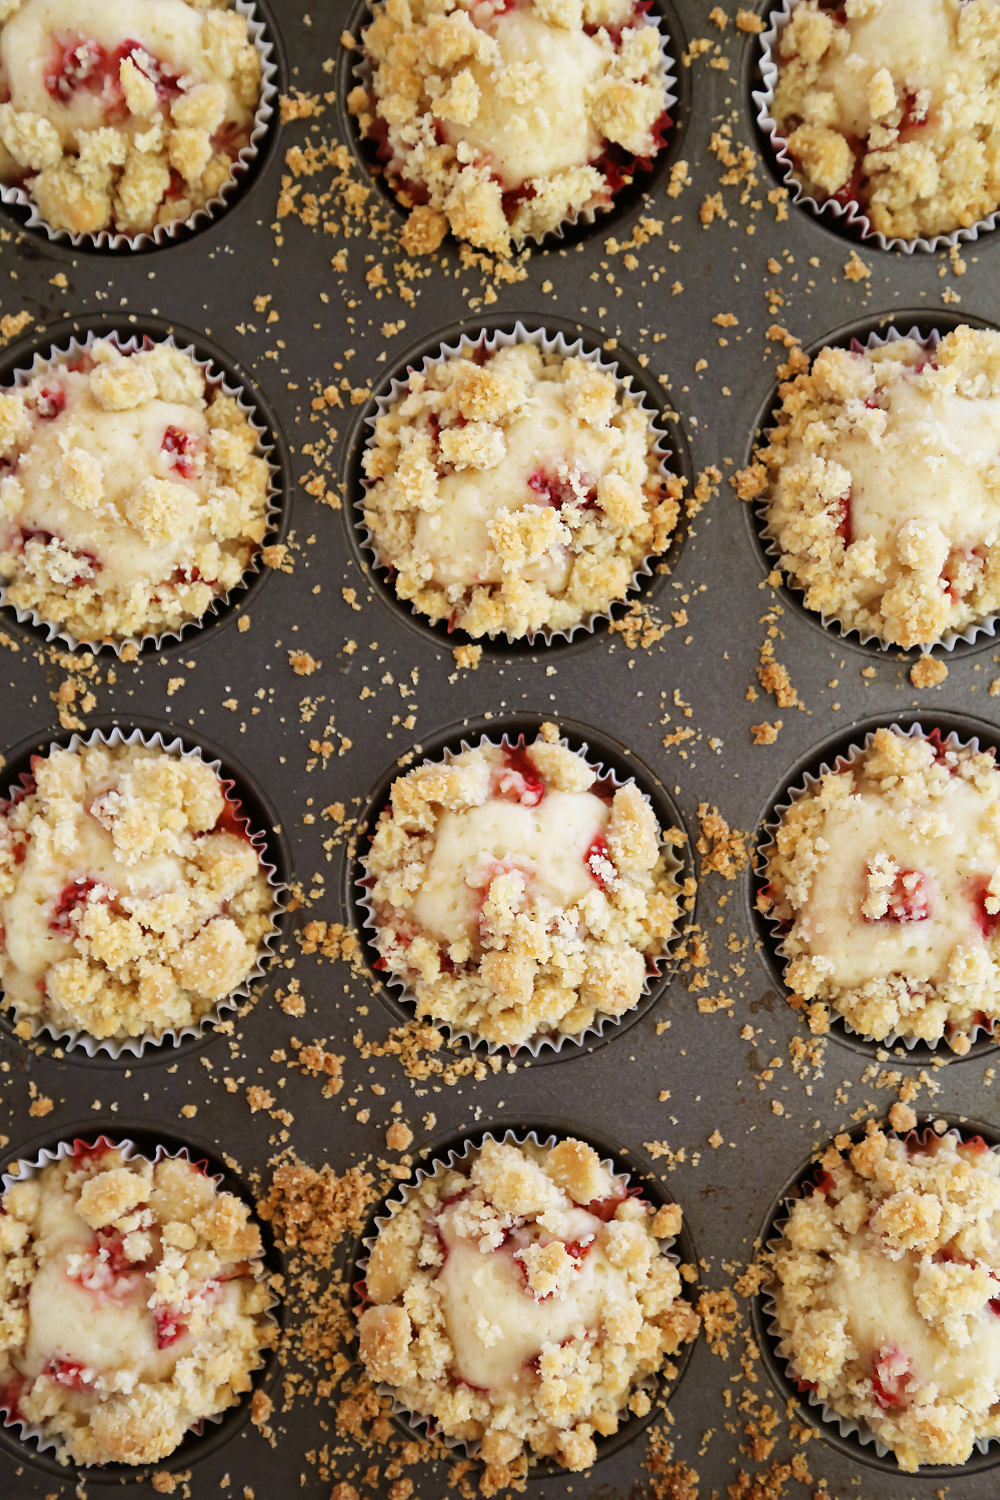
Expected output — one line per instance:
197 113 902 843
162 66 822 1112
0 1143 274 1466
362 342 680 641
357 1136 698 1494
0 742 276 1043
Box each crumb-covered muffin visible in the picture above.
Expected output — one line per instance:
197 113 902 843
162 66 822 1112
770 0 1000 241
357 1135 698 1492
771 1124 1000 1471
0 740 276 1044
0 337 271 645
0 0 262 239
362 342 680 641
364 723 681 1048
0 1141 274 1465
744 327 1000 648
350 0 670 257
760 726 1000 1052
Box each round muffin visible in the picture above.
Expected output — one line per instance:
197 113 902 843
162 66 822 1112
770 1124 1000 1471
0 0 262 239
364 724 682 1048
760 726 1000 1053
0 336 270 645
350 0 670 257
0 1140 274 1466
362 341 679 641
745 327 1000 649
0 740 276 1045
356 1135 699 1491
769 0 1000 241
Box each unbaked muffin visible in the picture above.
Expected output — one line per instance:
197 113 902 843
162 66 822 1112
0 0 262 238
760 726 1000 1052
770 1124 1000 1471
769 0 1000 241
356 1135 698 1492
0 336 271 645
0 740 276 1045
350 0 670 257
362 341 680 641
742 327 1000 648
0 1141 274 1465
364 723 682 1048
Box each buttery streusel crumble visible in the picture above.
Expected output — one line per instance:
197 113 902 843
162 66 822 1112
750 327 1000 648
771 1125 1000 1471
351 0 670 256
362 342 680 641
364 724 681 1048
0 0 262 238
0 741 276 1043
357 1136 698 1493
0 1142 275 1465
761 726 1000 1051
0 337 270 644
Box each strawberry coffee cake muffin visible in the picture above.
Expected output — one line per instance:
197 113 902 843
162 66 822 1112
350 0 671 256
760 726 1000 1052
0 739 276 1046
769 0 1000 241
362 340 680 641
0 1140 275 1465
357 1135 699 1491
743 327 1000 649
0 0 263 239
770 1123 1000 1471
0 336 271 646
364 724 682 1048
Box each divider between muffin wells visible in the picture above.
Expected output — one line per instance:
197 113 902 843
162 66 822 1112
749 1113 1000 1477
748 711 1000 1064
346 711 693 1064
346 1119 699 1475
0 1117 285 1485
0 311 290 659
741 307 1000 661
0 713 293 1067
334 0 689 256
338 313 694 662
0 0 285 257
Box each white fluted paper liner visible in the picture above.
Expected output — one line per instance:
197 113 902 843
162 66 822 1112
756 324 999 654
761 1124 1000 1466
350 8 676 250
358 321 678 646
757 720 997 1055
0 1 277 251
1 726 286 1059
358 728 685 1056
0 1133 279 1465
354 1128 682 1461
0 329 282 658
753 0 998 254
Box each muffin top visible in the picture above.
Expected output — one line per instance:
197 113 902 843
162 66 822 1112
761 726 1000 1051
744 326 1000 648
362 342 679 641
0 336 270 644
365 723 682 1048
351 0 669 256
357 1135 698 1492
771 1125 1000 1471
0 0 262 238
0 1142 274 1467
0 741 275 1043
770 0 1000 241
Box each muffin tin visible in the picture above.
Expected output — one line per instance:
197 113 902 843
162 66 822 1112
3 1 1000 1496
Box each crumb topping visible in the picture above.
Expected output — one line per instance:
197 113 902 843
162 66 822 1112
0 741 276 1042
